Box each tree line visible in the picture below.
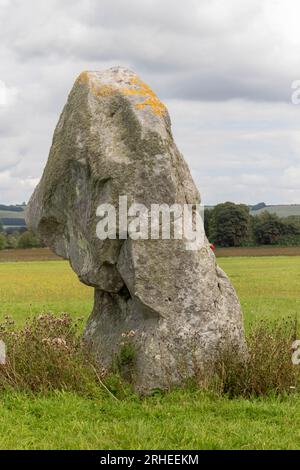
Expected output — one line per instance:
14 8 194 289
205 202 300 247
0 228 43 250
1 202 300 249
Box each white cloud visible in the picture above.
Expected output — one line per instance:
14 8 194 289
168 98 300 204
0 80 18 106
280 166 300 190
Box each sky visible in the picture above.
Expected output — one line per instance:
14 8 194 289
0 0 300 205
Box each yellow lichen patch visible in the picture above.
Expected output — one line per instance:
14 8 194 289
122 77 166 117
76 71 90 85
77 73 115 97
76 72 166 117
91 83 115 97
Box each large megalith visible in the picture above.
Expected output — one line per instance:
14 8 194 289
26 67 246 393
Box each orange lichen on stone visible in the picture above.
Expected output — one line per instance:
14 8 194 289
76 71 90 85
76 71 166 117
122 77 166 117
77 72 115 97
92 84 115 97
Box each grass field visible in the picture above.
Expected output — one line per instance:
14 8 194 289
0 210 25 220
0 255 299 328
0 391 299 450
0 248 60 262
2 245 300 262
0 255 300 449
215 246 300 257
0 260 93 324
220 256 300 328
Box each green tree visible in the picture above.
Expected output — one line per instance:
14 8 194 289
6 233 19 249
253 211 300 245
209 202 250 247
204 208 213 239
17 231 41 249
0 233 6 250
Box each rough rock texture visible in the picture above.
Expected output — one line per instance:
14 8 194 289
26 67 246 393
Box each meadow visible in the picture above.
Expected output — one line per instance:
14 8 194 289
1 256 299 328
0 255 300 449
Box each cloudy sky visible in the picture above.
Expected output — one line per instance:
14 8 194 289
0 0 300 205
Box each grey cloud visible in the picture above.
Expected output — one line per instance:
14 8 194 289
2 1 298 102
0 0 300 203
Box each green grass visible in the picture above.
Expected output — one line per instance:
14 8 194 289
220 256 300 329
0 256 300 449
1 257 298 328
0 261 93 324
0 390 299 450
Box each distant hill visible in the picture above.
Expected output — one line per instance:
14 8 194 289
0 204 27 231
249 205 300 217
0 204 24 212
250 202 267 211
206 203 300 218
2 202 300 233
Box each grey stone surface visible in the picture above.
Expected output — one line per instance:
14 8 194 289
26 67 246 393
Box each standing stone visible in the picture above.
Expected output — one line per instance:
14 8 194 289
26 67 246 393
